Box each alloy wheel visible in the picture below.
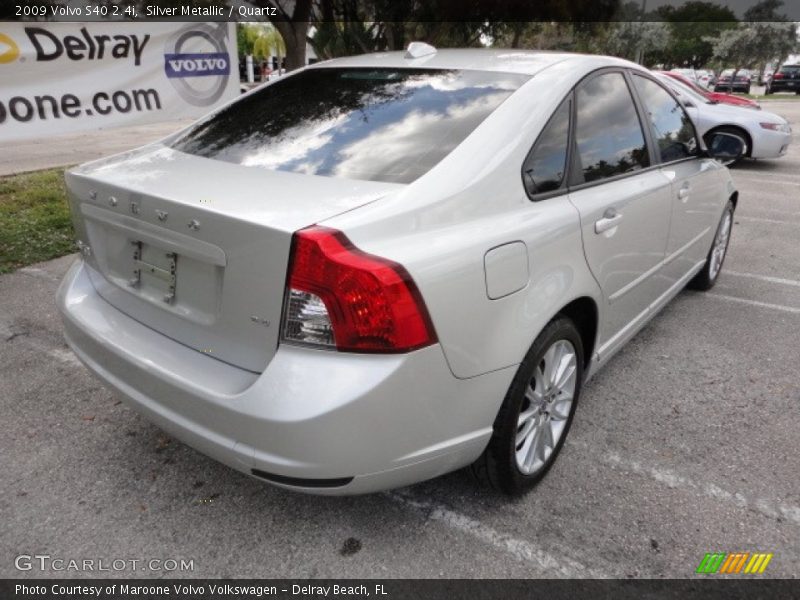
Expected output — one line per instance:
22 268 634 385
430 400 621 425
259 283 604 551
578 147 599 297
515 339 577 475
709 209 733 280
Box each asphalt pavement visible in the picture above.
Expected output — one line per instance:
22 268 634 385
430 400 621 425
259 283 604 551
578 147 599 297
1 101 799 579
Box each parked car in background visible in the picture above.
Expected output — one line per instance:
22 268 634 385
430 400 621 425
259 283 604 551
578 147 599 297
58 48 747 495
658 71 760 109
766 64 800 95
695 69 713 88
714 69 752 94
655 73 792 164
670 68 698 84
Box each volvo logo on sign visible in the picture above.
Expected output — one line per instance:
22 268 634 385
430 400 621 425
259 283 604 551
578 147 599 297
163 24 230 107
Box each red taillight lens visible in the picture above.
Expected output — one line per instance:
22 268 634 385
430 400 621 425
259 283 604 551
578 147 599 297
282 226 437 353
773 72 785 80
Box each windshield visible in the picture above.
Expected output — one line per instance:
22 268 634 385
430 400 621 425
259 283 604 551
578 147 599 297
171 67 529 184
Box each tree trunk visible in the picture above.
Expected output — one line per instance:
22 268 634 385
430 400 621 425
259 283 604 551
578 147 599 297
253 0 312 72
273 21 309 72
511 23 523 49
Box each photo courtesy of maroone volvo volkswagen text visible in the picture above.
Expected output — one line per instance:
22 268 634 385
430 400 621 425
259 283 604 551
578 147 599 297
57 43 753 495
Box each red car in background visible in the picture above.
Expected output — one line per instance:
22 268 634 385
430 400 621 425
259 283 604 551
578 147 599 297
658 71 761 110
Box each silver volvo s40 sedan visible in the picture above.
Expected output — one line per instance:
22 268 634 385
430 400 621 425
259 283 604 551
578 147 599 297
58 45 745 495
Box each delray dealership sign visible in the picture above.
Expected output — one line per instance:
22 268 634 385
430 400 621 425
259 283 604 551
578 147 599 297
0 22 238 142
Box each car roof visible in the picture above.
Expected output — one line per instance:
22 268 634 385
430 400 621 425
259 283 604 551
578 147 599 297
308 48 633 76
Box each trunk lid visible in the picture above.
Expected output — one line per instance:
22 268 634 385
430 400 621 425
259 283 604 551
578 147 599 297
66 145 401 372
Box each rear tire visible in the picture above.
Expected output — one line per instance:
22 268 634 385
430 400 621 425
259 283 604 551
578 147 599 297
689 200 734 291
471 317 584 495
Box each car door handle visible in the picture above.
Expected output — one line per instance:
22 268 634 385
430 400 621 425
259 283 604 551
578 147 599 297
595 209 623 234
678 184 690 200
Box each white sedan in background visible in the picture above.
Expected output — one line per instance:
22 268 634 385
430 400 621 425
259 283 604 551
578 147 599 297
655 73 792 163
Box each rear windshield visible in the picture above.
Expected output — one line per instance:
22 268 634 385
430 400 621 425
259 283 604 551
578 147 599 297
779 65 799 74
171 67 529 184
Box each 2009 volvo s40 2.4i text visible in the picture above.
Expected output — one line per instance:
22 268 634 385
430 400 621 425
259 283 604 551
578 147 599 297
58 45 748 495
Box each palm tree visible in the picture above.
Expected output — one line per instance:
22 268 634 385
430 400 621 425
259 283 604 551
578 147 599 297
254 26 287 75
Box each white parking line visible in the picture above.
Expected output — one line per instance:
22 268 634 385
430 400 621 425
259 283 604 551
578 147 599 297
385 491 608 578
599 451 800 527
724 271 800 288
735 170 800 180
706 293 800 315
733 176 800 187
735 215 799 225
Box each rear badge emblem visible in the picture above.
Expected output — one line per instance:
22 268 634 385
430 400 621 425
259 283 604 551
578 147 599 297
188 219 200 231
156 209 168 222
108 196 118 207
130 201 139 215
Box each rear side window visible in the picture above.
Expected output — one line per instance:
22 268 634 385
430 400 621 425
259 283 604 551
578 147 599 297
522 97 571 197
574 72 650 183
171 68 529 184
632 74 698 163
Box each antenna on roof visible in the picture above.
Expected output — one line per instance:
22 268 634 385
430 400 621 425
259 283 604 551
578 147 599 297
405 42 437 59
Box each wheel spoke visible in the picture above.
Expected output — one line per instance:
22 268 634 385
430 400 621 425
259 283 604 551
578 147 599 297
542 345 559 390
533 425 547 463
521 416 541 471
550 394 573 421
553 354 576 391
542 418 555 449
524 380 543 404
516 407 539 446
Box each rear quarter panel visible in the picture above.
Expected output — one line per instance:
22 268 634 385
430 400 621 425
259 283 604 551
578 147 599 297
322 60 606 379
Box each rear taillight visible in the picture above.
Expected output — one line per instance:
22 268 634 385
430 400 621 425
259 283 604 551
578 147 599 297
281 226 436 353
773 72 785 80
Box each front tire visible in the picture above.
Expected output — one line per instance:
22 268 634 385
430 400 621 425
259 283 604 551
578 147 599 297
471 317 584 494
689 200 734 291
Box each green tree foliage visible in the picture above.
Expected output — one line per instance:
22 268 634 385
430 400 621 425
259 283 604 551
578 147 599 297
705 1 798 80
601 21 670 64
654 1 738 68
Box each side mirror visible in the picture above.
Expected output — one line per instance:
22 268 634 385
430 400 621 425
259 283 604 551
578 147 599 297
682 100 696 108
706 131 746 165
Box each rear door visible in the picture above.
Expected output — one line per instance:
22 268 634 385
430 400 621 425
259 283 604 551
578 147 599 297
629 73 720 286
568 70 673 351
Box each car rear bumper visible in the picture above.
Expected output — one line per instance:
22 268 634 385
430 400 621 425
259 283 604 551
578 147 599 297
768 81 799 92
57 259 514 494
